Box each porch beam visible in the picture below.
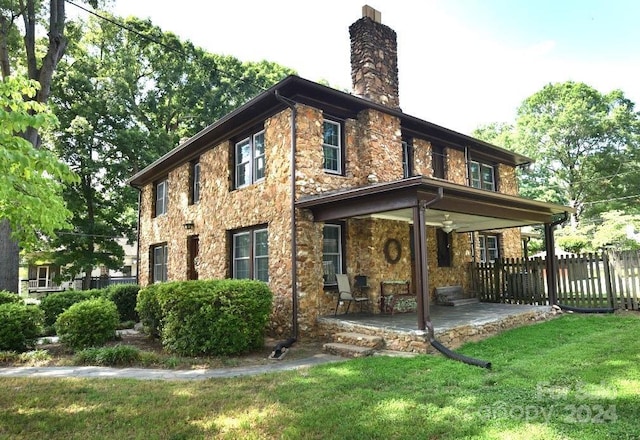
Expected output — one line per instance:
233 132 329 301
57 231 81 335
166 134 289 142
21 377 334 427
412 204 427 330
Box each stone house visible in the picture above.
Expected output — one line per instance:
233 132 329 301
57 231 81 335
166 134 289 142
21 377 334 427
128 7 571 340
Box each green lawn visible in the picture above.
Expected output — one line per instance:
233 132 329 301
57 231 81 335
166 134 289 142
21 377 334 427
1 314 639 439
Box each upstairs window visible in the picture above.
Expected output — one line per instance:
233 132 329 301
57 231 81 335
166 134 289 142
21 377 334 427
235 130 265 188
190 160 200 204
469 160 496 191
479 234 500 263
402 139 413 178
323 119 342 174
154 178 168 217
432 144 445 179
232 227 269 282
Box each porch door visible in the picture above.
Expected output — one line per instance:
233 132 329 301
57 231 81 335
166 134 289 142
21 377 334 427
37 266 49 288
187 235 199 280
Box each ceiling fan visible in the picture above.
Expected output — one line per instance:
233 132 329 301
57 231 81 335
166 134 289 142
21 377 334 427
440 214 456 233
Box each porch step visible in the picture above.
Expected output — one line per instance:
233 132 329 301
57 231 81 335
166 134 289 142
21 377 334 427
333 332 384 349
373 350 420 358
445 298 480 307
323 342 375 358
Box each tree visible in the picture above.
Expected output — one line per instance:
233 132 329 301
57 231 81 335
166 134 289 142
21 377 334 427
46 15 295 285
0 0 100 292
0 76 76 289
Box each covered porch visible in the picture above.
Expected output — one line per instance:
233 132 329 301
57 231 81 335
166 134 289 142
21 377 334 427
297 176 574 341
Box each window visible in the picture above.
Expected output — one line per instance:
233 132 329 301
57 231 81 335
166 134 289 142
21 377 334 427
469 160 496 191
479 234 499 263
122 265 132 277
322 224 343 285
151 244 168 283
323 119 342 174
154 179 168 216
232 227 268 282
235 130 265 188
402 139 413 178
432 144 445 179
436 229 452 267
190 160 200 204
37 266 49 288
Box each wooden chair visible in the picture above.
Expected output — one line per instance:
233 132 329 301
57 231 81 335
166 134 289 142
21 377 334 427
334 274 369 316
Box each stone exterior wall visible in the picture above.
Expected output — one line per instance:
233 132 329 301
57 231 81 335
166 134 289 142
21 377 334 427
138 100 526 341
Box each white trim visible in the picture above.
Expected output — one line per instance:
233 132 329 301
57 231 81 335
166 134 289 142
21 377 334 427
322 119 342 174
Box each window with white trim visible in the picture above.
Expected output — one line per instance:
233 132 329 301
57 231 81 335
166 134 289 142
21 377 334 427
469 160 496 191
322 120 342 174
479 234 499 263
235 130 265 188
322 224 343 285
154 179 168 217
151 244 168 283
402 139 413 178
190 160 200 204
232 227 269 282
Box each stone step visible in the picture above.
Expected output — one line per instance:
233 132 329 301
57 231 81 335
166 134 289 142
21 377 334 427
323 342 375 358
373 349 421 358
333 332 384 349
445 297 480 307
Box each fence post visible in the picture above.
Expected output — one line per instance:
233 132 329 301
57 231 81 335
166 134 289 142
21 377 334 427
602 251 616 309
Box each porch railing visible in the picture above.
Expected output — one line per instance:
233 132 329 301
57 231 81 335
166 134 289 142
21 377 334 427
471 250 640 310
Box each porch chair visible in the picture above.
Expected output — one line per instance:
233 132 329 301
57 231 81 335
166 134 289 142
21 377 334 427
334 274 369 316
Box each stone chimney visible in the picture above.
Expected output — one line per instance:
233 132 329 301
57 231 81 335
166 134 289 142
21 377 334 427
350 5 400 109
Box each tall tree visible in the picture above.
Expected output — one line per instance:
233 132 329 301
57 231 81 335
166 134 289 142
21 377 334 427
475 82 640 224
47 15 295 284
0 76 76 283
0 0 100 292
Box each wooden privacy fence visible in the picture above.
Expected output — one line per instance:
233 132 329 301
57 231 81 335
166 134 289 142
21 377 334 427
470 250 640 310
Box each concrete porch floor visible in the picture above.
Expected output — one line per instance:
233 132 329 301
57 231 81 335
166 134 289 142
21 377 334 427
317 302 554 353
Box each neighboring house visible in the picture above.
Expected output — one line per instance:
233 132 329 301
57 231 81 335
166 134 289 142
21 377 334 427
20 238 138 295
128 7 573 338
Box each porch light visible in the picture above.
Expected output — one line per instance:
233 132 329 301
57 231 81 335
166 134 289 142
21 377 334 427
183 221 195 230
441 214 455 233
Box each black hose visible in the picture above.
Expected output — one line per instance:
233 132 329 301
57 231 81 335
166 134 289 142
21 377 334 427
429 337 492 369
558 304 615 314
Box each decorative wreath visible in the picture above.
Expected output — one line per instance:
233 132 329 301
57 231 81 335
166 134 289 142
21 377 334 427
383 238 402 264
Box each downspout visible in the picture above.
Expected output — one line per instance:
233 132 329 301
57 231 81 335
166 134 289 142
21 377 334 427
417 187 491 369
134 186 142 287
274 90 299 341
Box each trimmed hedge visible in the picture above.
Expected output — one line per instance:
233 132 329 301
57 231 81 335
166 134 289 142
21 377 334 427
55 298 120 351
0 303 44 351
137 279 273 356
104 284 140 322
0 290 22 305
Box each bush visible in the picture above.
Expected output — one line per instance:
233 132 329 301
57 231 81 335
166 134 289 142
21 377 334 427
0 290 22 305
39 290 98 327
73 345 141 366
55 298 120 351
0 303 44 351
136 283 165 338
154 279 272 356
104 284 140 322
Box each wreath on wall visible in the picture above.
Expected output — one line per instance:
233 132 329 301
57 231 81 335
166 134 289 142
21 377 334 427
383 238 402 264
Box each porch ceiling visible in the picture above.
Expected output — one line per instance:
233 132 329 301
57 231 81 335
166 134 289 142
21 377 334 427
296 176 575 232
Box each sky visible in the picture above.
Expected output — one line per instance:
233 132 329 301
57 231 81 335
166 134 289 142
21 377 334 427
70 0 640 135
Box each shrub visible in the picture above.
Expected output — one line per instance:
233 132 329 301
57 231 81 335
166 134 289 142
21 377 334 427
0 290 22 305
156 279 273 356
73 345 141 366
39 290 98 327
55 298 120 351
0 303 44 351
104 284 140 322
136 283 165 337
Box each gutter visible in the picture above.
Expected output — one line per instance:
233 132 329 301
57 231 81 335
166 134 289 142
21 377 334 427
274 90 299 341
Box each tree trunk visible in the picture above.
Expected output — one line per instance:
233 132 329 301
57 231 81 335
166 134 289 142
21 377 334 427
0 219 20 293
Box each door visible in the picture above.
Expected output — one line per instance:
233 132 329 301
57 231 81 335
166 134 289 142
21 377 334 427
187 235 199 280
37 266 49 288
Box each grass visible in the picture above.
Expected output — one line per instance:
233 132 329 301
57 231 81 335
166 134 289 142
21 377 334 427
1 314 639 439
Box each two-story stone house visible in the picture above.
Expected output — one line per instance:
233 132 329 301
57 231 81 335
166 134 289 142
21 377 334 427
129 7 571 339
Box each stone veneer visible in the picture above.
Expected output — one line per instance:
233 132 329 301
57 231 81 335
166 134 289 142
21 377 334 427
138 100 525 340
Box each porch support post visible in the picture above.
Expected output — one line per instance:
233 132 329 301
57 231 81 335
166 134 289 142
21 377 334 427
544 222 558 305
412 201 430 331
